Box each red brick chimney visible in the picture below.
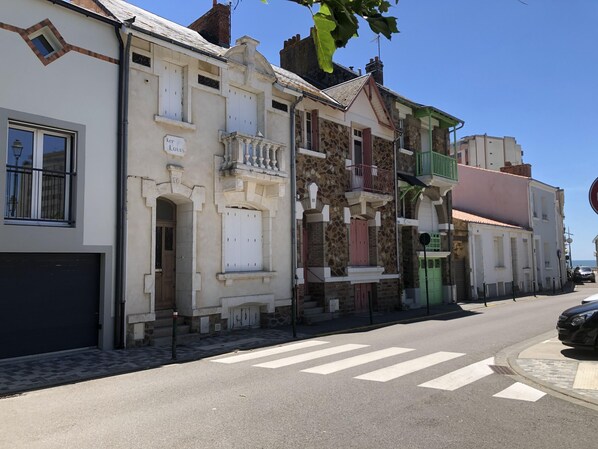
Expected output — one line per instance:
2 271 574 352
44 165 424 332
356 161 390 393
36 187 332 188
500 162 532 178
365 56 384 84
188 1 231 48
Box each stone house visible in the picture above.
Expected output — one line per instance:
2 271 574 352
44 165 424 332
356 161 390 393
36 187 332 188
281 34 464 310
0 0 120 358
292 74 398 320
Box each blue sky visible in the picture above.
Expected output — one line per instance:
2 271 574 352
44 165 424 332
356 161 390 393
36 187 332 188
125 0 598 260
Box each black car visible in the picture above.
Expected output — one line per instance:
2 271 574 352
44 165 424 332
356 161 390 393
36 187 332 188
572 266 596 283
557 301 598 349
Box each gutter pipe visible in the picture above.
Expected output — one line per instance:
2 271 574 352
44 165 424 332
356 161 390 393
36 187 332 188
113 25 133 349
447 120 464 303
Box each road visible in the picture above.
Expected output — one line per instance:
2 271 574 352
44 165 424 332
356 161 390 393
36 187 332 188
1 288 597 449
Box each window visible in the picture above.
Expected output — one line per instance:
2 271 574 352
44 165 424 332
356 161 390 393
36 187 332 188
494 236 505 268
198 74 219 90
522 238 530 268
29 27 61 59
223 207 263 272
544 242 551 268
272 100 288 113
5 123 74 223
420 127 431 152
541 196 548 220
132 52 151 68
300 110 319 151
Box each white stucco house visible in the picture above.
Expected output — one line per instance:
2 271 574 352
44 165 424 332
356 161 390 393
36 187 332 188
0 0 120 358
453 209 534 300
84 0 305 345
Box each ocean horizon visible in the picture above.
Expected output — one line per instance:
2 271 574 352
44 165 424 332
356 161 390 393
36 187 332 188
572 259 597 268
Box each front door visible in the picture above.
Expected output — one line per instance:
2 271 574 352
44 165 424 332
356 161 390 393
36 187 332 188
155 198 176 311
419 258 443 306
354 283 371 313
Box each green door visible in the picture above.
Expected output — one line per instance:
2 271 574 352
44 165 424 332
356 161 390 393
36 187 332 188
419 258 443 306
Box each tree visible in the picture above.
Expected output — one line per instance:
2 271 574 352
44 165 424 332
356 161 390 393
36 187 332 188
269 1 400 73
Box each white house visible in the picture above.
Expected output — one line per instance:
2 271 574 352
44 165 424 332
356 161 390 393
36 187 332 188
453 209 534 300
89 0 300 345
0 0 120 358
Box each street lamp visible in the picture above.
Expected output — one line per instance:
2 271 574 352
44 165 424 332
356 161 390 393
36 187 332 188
10 139 23 217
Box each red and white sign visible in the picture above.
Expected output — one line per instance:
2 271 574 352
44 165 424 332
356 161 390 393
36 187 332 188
590 177 598 214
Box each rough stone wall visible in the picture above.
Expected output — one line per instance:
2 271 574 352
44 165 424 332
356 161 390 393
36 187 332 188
453 218 469 260
376 279 400 311
432 127 450 155
403 115 422 152
373 136 398 274
262 306 292 328
297 118 351 278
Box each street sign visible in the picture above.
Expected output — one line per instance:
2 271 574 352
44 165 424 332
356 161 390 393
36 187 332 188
590 177 598 214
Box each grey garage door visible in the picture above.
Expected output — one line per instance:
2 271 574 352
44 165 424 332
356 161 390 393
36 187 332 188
0 253 100 359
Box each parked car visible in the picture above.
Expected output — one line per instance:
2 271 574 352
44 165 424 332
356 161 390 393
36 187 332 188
581 293 598 304
572 266 596 283
557 301 598 349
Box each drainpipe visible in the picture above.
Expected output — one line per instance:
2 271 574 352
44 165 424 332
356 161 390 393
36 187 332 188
393 132 402 308
447 121 464 302
113 25 133 349
289 95 303 338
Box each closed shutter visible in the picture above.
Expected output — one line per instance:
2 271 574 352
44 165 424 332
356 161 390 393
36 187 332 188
227 87 258 135
224 208 263 272
350 218 369 266
311 109 319 152
160 61 183 120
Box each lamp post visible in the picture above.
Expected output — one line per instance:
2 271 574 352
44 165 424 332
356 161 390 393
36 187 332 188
10 139 23 217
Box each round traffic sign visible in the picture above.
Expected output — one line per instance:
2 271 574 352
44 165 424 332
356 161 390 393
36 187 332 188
590 178 598 214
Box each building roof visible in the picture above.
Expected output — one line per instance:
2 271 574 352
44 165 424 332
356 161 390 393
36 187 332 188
323 75 370 108
94 0 227 59
453 209 526 230
273 66 342 107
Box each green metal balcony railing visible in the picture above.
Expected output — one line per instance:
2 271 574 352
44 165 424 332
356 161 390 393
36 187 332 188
416 151 458 181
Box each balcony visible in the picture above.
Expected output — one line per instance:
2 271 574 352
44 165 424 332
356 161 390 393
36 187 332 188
416 151 458 193
220 131 288 184
345 164 393 213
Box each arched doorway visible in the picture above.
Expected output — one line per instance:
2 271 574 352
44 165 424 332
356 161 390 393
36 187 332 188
155 198 176 311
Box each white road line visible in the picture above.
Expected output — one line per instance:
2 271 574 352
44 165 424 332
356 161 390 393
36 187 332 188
301 347 415 375
493 382 546 402
211 340 329 364
573 362 598 390
253 344 369 369
418 357 495 391
354 351 465 383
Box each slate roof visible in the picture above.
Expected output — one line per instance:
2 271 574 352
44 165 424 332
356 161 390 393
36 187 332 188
452 209 525 230
323 75 370 108
95 0 227 58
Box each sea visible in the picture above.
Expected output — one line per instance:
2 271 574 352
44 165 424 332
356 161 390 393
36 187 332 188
572 259 597 268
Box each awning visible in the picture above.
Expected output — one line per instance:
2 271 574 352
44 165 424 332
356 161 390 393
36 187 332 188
397 172 428 187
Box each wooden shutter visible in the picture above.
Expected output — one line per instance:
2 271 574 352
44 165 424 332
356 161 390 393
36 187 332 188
311 109 319 152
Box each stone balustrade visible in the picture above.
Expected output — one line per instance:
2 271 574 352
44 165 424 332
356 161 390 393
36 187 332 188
220 131 286 175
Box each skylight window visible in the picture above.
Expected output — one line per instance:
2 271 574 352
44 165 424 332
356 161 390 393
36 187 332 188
31 34 55 57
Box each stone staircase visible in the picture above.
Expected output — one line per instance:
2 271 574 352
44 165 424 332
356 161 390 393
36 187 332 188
152 309 192 346
302 296 338 324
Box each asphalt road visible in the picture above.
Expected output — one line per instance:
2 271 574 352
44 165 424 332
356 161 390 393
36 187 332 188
1 288 597 449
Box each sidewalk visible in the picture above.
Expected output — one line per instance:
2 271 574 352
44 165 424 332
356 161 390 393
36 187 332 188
1 292 595 407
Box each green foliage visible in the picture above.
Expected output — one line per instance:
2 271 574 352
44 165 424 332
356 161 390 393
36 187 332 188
275 1 400 72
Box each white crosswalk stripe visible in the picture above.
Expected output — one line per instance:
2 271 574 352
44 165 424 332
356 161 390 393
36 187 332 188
211 340 329 364
253 344 369 369
211 342 546 403
493 382 546 402
418 357 495 391
355 351 465 382
301 347 415 375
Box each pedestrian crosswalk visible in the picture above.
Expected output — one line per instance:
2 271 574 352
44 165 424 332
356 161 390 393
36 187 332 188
211 340 546 402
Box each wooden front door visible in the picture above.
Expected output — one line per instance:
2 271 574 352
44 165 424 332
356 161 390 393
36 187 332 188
419 258 443 306
355 283 371 313
155 199 176 311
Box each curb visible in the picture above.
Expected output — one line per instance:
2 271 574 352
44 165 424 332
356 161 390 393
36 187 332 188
497 331 598 411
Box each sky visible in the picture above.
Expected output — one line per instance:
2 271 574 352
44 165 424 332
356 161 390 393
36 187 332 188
124 0 598 260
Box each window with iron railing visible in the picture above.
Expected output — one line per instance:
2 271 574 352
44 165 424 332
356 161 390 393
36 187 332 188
5 124 75 224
